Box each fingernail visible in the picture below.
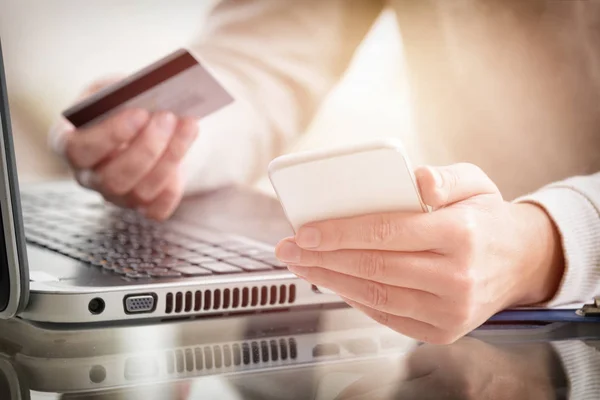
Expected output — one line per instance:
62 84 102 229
296 227 321 249
276 241 302 263
77 169 101 189
430 167 443 188
129 109 149 131
157 112 177 130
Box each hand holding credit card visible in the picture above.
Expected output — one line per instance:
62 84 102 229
59 48 233 220
63 48 233 128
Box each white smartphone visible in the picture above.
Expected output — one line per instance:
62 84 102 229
268 138 428 233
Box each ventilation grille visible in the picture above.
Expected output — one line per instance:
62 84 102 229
165 284 296 314
165 338 298 374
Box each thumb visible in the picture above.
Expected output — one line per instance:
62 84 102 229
415 163 502 209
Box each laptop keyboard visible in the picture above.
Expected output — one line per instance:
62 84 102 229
20 190 287 280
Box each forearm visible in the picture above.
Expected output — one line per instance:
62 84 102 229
515 172 600 307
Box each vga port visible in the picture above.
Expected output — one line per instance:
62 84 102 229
124 294 157 314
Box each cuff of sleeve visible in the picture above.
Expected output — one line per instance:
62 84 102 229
515 187 600 307
551 341 600 400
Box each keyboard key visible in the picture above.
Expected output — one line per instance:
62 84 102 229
236 248 266 257
130 262 156 270
152 244 173 253
224 258 272 272
140 254 160 262
90 247 111 256
126 272 149 279
105 251 126 260
153 257 178 266
200 262 243 274
202 250 239 259
200 247 237 257
156 261 180 269
127 248 152 257
148 270 182 278
186 256 216 265
165 248 198 258
183 243 216 253
148 268 169 274
173 266 212 276
260 257 288 268
252 251 279 260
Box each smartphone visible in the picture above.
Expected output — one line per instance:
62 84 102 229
268 139 428 233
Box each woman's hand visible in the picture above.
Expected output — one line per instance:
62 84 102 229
275 163 565 344
54 78 199 220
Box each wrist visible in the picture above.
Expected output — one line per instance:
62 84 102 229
511 203 565 306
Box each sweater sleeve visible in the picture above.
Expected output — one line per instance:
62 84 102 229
180 0 384 194
515 172 600 307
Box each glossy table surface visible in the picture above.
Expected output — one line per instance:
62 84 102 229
4 184 600 399
0 306 599 399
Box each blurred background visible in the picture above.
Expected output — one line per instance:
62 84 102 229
0 0 417 194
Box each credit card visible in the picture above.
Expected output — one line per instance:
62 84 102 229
62 48 233 129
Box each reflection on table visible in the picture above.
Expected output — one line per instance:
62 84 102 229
0 308 599 399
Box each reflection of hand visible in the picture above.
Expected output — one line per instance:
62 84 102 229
276 164 564 343
336 337 560 400
55 78 199 220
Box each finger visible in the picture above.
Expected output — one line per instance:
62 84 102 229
133 117 199 203
102 192 134 209
140 172 184 221
294 212 450 252
414 163 502 210
75 169 102 191
340 297 449 345
287 265 446 327
98 111 178 196
65 108 150 169
276 240 450 293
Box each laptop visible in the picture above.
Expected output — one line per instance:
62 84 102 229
0 41 341 324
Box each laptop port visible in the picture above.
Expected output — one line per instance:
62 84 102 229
88 298 105 315
124 294 157 314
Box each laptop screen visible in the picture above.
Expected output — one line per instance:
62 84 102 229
0 39 29 317
0 220 7 309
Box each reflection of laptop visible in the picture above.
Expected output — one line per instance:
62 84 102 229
0 308 414 397
0 40 341 324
